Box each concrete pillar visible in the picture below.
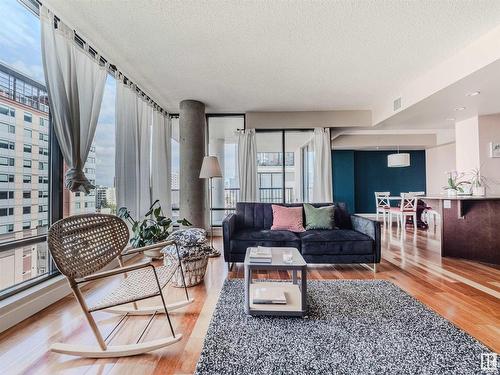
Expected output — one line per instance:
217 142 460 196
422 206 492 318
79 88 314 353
179 100 207 229
209 138 225 224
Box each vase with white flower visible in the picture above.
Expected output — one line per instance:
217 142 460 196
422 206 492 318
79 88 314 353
470 168 487 196
443 171 471 196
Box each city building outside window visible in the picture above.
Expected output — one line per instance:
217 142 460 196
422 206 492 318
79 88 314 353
0 174 14 183
0 157 15 166
0 0 55 297
23 112 32 123
0 140 15 150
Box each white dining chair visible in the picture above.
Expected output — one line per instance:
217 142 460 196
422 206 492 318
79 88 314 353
374 192 391 225
389 193 418 230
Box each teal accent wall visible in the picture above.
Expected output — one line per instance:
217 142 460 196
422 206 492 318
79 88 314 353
332 150 426 214
332 151 355 213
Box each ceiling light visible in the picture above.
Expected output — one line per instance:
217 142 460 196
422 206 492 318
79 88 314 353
466 91 480 97
387 146 410 168
455 107 466 111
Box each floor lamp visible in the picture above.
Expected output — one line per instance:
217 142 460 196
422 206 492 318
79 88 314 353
199 155 223 257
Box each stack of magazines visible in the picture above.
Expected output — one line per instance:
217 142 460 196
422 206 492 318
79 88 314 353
249 246 272 263
253 286 286 304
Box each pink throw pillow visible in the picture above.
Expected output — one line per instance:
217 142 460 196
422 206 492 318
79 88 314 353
271 205 305 232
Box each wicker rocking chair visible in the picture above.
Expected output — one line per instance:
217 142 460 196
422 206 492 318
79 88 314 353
47 213 193 358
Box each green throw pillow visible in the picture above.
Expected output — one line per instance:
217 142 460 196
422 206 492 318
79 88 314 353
303 203 335 230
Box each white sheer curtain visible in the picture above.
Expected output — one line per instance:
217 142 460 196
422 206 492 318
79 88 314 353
115 80 152 218
40 6 107 193
237 129 257 202
151 110 172 217
312 128 333 202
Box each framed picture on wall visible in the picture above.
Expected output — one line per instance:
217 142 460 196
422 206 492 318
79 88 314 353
489 142 500 158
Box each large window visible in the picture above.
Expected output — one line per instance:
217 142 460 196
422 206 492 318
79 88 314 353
256 131 284 203
207 115 243 225
0 0 55 298
256 130 314 204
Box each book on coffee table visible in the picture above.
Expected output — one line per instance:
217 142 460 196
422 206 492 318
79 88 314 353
249 246 272 263
253 286 287 304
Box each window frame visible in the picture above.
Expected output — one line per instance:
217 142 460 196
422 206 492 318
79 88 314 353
255 128 315 205
204 114 245 226
0 111 63 301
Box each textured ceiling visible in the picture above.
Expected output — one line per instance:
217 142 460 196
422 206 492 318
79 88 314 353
44 0 500 113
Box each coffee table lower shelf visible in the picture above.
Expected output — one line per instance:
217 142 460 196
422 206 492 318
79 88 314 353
247 282 305 317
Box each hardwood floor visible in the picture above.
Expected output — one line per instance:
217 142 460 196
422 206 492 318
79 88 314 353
0 224 499 374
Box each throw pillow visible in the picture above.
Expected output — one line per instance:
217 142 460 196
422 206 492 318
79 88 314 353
167 228 207 247
271 205 305 232
303 203 335 230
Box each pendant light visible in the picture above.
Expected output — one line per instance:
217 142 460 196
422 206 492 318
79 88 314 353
387 146 410 167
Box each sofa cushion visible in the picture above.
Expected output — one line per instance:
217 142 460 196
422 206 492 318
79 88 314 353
230 229 301 254
271 205 305 232
235 202 352 230
304 203 335 230
300 229 373 255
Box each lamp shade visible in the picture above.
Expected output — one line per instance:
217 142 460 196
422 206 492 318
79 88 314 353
387 153 410 168
199 156 223 178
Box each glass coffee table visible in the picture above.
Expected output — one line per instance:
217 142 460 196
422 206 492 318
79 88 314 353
244 247 307 317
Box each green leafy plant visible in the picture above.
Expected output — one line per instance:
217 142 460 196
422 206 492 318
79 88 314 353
118 199 191 248
443 171 470 193
470 168 488 188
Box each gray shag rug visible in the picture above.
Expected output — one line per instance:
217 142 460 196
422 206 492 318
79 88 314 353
195 279 494 375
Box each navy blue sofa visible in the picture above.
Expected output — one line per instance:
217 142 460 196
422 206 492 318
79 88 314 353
222 202 381 266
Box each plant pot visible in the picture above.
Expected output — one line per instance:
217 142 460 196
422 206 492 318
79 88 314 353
446 189 457 197
472 186 486 196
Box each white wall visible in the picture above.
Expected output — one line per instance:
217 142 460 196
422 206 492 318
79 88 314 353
425 143 456 194
455 116 480 172
246 110 371 129
478 114 500 195
332 134 436 149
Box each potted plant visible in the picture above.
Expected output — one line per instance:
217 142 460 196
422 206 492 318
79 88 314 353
443 171 471 196
118 200 191 259
470 168 487 196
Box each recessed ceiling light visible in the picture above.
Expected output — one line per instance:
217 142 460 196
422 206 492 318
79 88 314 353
446 118 455 121
466 91 480 97
455 106 466 111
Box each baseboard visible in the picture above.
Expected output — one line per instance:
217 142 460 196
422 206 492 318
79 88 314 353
0 255 135 334
0 275 69 334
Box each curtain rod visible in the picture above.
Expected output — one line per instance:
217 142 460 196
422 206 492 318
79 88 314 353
23 0 169 116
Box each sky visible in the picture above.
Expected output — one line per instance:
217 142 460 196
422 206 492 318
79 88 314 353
1 0 116 187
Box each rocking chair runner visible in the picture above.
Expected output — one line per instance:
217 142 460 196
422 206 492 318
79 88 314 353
47 213 193 358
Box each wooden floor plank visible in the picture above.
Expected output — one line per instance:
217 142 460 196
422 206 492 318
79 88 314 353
0 224 499 374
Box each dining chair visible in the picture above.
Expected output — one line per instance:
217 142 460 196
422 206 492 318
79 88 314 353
47 214 190 358
374 191 391 225
389 193 418 230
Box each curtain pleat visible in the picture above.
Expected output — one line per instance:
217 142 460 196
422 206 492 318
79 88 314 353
151 110 172 217
115 80 152 218
40 6 107 193
237 129 257 202
312 128 333 202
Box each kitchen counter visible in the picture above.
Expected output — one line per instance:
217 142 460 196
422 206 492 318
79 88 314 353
422 196 500 265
